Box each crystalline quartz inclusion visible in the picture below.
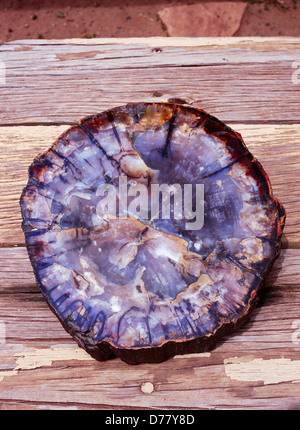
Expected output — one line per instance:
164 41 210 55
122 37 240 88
20 103 285 364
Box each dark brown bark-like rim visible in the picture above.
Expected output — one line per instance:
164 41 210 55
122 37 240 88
20 102 286 364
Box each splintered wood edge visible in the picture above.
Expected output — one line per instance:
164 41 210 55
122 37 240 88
3 36 300 49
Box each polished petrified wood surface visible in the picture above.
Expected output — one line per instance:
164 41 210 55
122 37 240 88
0 37 300 409
20 103 285 364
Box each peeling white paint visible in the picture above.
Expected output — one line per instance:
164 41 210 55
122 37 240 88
0 370 16 383
173 352 211 360
224 356 300 385
0 346 92 383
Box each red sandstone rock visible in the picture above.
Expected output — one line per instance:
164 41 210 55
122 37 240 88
158 2 247 37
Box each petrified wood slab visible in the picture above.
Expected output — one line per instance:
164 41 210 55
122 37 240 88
20 103 285 364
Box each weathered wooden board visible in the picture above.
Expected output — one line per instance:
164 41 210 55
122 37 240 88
0 249 299 410
0 123 298 246
1 37 300 124
0 37 299 410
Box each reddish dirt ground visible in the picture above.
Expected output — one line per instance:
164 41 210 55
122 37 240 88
0 0 300 43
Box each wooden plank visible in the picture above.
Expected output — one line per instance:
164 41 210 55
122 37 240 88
0 247 299 410
5 36 300 48
0 345 299 410
1 38 300 124
1 37 299 410
2 37 300 67
0 123 298 246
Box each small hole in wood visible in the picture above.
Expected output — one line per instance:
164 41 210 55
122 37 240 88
152 47 162 53
153 91 163 97
140 381 154 394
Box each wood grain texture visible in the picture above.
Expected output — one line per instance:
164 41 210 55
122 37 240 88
0 37 299 410
0 249 299 410
1 37 300 124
